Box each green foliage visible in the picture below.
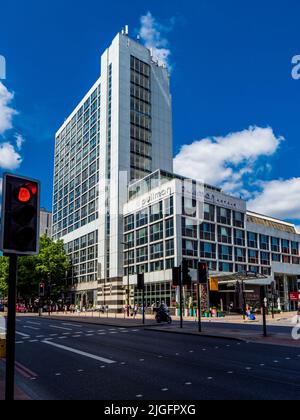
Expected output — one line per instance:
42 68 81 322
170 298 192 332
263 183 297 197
0 236 70 300
0 256 9 296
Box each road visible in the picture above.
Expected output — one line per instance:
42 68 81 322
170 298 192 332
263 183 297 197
1 316 300 400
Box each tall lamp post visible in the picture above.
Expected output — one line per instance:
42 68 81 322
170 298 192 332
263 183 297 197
122 242 130 317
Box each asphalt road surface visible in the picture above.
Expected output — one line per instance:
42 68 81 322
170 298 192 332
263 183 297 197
2 317 300 400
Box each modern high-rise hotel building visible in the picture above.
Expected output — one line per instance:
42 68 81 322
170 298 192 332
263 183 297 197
52 30 173 310
53 30 300 312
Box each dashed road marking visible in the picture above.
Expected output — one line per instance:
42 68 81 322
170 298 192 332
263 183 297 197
49 325 72 331
42 341 117 364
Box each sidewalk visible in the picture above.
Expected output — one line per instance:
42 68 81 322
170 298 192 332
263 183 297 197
0 365 31 401
145 324 300 348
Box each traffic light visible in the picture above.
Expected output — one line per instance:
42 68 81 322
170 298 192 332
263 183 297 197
182 260 192 286
39 283 45 297
137 273 145 290
198 262 208 284
0 174 40 255
172 267 181 287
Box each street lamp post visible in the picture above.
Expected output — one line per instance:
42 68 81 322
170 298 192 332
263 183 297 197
122 242 130 317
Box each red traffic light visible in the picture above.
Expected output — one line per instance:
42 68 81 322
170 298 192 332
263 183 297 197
17 187 32 203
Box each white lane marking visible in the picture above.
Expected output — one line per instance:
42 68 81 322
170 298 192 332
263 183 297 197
63 323 83 328
55 373 61 376
139 359 145 362
24 326 39 331
29 340 38 343
136 395 143 398
36 335 45 338
26 321 41 326
227 371 233 374
161 388 168 392
87 331 94 333
246 367 252 370
260 364 265 367
16 341 24 345
86 334 94 337
109 329 116 331
77 369 84 373
98 333 106 336
42 341 116 364
185 382 192 386
59 337 68 340
49 325 72 331
109 332 117 334
50 334 58 337
273 360 279 364
285 358 291 360
207 377 213 380
16 331 30 338
63 333 70 335
72 335 81 338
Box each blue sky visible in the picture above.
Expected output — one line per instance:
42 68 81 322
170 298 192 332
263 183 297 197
0 0 300 227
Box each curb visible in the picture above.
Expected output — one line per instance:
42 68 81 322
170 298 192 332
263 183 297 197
41 316 157 329
144 326 245 342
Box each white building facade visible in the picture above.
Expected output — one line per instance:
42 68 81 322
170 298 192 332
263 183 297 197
52 31 173 309
123 170 300 312
40 208 52 238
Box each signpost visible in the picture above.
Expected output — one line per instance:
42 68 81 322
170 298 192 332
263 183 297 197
290 292 299 302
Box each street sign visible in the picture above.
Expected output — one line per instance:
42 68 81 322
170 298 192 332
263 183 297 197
209 277 219 292
290 292 299 301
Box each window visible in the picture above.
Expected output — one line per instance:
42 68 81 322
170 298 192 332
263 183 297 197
136 210 148 228
218 245 232 261
292 256 300 265
271 237 280 253
235 247 246 262
260 252 270 266
124 250 135 265
165 239 174 257
150 242 164 260
165 259 175 270
164 197 174 217
217 207 231 225
125 215 134 232
234 229 245 246
204 204 215 222
218 226 232 244
150 261 164 272
200 242 216 259
248 232 258 249
150 222 163 242
249 265 259 274
260 235 270 250
282 255 290 264
183 239 198 257
200 222 215 241
136 228 148 246
136 247 148 263
281 239 290 254
165 218 174 238
125 232 135 249
272 253 281 262
236 264 247 273
183 197 197 218
182 218 198 238
248 249 259 264
150 202 163 223
219 262 233 273
291 242 299 256
233 211 244 228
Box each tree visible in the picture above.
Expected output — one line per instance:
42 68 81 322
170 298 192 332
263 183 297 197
0 236 70 301
0 257 9 297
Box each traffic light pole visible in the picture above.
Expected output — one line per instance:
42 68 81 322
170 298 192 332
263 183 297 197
197 283 202 333
179 271 183 329
142 286 145 325
5 254 18 401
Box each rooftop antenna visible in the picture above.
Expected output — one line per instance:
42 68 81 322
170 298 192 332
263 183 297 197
125 25 129 36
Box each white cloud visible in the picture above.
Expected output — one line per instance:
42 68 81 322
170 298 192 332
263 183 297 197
174 126 283 192
0 142 22 170
15 133 25 151
0 81 17 134
139 12 173 68
248 178 300 221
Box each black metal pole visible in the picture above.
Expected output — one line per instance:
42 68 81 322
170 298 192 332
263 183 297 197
142 287 145 325
179 271 183 329
197 283 202 333
5 254 18 401
242 280 247 320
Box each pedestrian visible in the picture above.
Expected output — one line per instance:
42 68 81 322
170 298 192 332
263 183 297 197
133 304 138 319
